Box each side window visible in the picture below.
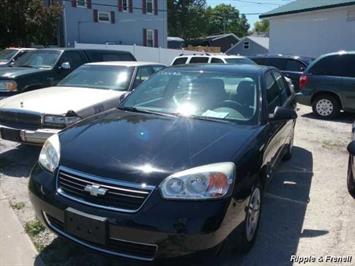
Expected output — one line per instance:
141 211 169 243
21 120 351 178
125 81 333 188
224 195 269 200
265 72 281 114
251 57 266 65
59 51 84 70
286 60 306 72
341 55 355 78
189 57 209 64
102 53 133 61
211 58 224 64
134 66 154 88
172 57 187 65
273 71 291 105
267 58 287 70
152 65 165 72
309 55 348 76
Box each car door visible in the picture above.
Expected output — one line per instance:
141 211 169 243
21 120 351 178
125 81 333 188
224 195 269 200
337 54 355 112
263 70 294 170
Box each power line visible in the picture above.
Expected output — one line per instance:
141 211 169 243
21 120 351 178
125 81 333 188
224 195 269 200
232 0 289 6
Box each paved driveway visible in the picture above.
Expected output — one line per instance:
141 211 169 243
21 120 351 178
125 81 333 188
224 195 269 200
0 105 354 266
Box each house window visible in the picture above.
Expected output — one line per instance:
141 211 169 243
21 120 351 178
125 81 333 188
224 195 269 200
146 29 154 47
243 41 250 49
146 0 153 14
77 0 87 8
98 11 111 23
123 0 128 12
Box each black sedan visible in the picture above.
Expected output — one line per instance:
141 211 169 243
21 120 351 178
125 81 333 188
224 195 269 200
29 64 297 261
347 124 355 199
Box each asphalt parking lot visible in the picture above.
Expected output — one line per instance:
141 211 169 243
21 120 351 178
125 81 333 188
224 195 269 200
0 105 354 266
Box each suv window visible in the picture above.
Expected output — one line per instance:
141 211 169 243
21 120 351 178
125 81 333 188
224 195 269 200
310 54 355 77
172 57 188 65
265 72 281 114
286 59 306 72
59 51 85 70
265 58 286 70
250 57 266 65
134 66 155 88
273 71 291 104
211 58 224 64
86 51 135 62
189 57 209 64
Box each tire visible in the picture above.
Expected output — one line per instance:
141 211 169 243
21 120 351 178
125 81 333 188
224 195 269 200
312 94 340 119
219 182 263 255
347 157 355 199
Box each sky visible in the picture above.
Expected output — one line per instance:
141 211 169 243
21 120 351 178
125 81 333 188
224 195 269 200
207 0 294 28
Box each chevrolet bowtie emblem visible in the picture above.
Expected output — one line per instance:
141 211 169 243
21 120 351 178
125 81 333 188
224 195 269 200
20 101 24 108
84 184 108 197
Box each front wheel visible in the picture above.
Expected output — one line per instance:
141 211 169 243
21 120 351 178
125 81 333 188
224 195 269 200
312 95 340 119
347 157 355 199
220 182 263 255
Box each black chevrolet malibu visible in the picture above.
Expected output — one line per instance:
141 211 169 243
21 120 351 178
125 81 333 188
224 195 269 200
29 64 297 261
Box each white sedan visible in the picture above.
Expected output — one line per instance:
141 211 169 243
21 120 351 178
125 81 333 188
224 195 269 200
0 61 165 144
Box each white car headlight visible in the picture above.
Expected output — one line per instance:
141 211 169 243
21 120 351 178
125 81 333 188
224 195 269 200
0 80 17 92
160 162 236 200
39 134 60 172
43 115 81 128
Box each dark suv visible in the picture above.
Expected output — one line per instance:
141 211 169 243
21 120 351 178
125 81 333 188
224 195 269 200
0 48 136 98
249 55 313 91
296 51 355 119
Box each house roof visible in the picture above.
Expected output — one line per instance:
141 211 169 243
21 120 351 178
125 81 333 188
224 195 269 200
225 36 269 54
260 0 355 18
206 33 240 42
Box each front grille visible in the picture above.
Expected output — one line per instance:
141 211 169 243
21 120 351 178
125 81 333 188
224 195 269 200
0 109 42 126
44 213 158 261
57 167 154 212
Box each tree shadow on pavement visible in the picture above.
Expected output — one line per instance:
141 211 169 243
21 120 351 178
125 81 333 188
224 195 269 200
0 144 40 178
236 146 316 266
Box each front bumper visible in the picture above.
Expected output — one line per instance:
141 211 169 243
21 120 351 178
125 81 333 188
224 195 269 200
0 125 59 144
29 164 247 261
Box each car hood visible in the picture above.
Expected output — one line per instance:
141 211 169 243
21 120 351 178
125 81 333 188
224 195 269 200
0 87 125 115
60 109 260 186
0 67 49 79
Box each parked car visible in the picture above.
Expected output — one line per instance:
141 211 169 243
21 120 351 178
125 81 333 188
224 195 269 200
0 48 36 67
249 55 313 92
0 62 164 145
347 123 355 198
0 48 136 98
296 51 355 119
29 64 297 261
171 54 255 65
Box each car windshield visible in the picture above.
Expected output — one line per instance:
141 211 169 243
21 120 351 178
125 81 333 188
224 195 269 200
122 69 259 124
0 49 17 62
13 50 61 68
58 65 133 91
225 58 255 65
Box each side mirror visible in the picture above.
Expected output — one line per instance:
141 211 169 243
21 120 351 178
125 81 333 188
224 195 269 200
347 141 355 156
269 106 297 121
60 62 71 70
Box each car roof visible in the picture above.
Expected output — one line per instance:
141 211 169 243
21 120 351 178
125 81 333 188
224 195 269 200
250 54 314 62
6 47 36 51
175 54 248 59
168 63 273 75
86 61 165 67
37 48 132 53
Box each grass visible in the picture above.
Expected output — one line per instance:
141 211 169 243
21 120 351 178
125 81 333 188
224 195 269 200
10 201 25 210
25 219 45 238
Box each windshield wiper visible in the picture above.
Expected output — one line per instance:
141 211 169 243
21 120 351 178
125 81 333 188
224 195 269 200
17 65 36 68
117 106 178 118
189 115 232 124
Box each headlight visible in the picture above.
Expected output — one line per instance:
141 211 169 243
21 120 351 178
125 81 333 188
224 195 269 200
0 80 17 92
43 115 81 128
160 162 236 200
39 134 60 173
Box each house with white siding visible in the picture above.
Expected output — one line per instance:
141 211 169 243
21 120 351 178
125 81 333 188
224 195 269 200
260 0 355 57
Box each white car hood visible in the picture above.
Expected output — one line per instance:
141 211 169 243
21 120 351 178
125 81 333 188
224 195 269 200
0 86 125 115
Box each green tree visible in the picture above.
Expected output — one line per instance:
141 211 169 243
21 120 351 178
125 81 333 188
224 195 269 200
0 0 62 47
205 4 249 37
168 0 208 40
254 19 269 34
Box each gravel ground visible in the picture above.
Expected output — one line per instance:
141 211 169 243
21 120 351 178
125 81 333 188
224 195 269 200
0 105 354 266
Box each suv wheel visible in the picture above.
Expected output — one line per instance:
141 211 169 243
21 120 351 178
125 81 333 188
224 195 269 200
312 95 340 119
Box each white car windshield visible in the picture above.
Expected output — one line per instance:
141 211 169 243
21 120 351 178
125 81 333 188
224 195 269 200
58 65 133 91
122 68 259 124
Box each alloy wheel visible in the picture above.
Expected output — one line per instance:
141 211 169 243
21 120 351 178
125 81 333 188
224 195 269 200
246 187 261 242
315 99 334 117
